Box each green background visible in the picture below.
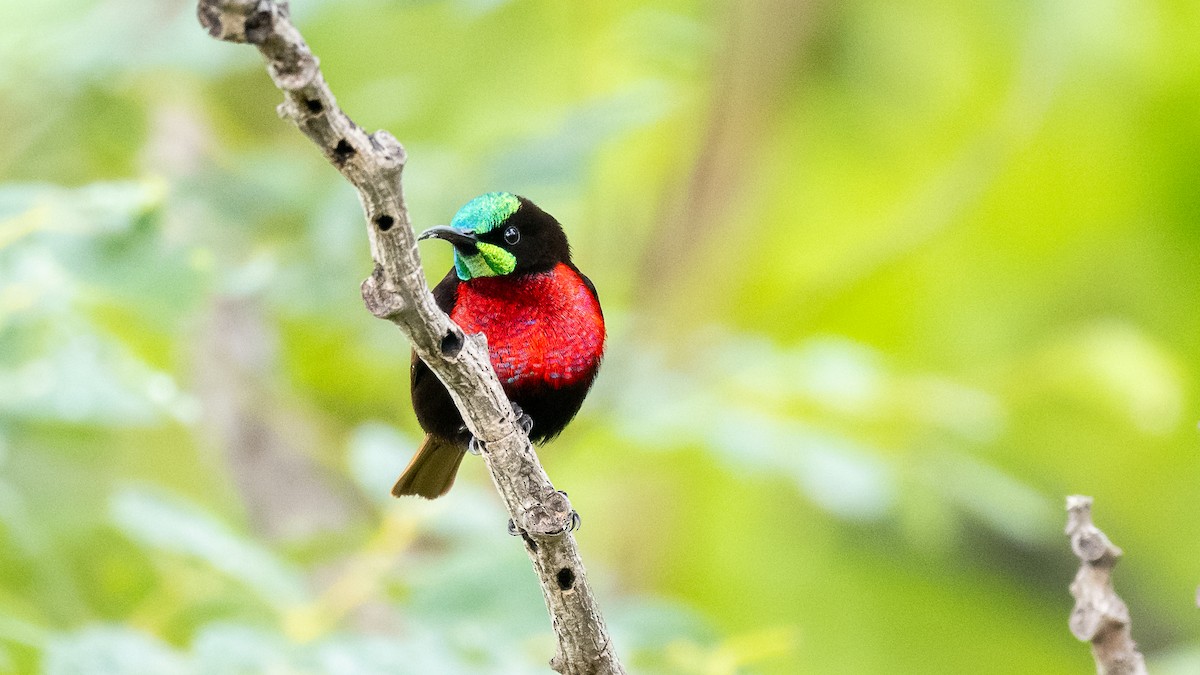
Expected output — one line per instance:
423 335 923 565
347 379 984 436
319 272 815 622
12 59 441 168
2 0 1199 672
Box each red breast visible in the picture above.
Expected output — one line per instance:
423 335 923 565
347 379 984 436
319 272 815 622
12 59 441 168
451 263 605 391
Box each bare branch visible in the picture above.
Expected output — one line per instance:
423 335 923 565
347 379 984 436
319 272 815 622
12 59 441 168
1065 495 1147 675
196 2 624 671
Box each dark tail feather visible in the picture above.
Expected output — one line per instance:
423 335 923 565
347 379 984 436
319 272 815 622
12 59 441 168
392 435 466 499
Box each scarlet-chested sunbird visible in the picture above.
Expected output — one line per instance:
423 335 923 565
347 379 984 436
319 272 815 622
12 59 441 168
394 192 606 499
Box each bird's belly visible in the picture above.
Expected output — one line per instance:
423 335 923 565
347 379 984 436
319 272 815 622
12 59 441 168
488 320 603 390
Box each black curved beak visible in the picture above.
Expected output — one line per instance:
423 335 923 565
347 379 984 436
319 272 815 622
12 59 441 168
418 226 478 254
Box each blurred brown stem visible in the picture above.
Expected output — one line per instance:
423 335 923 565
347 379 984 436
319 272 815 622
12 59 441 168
195 1 624 672
1065 495 1147 675
196 296 357 541
634 0 814 309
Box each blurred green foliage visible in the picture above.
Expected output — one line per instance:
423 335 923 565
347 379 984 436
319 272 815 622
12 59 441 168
2 0 1199 672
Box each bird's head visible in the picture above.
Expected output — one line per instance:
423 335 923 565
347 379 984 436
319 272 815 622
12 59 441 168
418 192 571 281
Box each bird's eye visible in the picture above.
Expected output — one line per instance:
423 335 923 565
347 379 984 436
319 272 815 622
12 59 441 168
503 225 520 245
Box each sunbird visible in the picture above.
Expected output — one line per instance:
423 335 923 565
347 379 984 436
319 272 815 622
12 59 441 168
394 193 606 498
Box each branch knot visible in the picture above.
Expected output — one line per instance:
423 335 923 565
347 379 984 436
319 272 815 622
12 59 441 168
360 265 407 320
370 131 407 172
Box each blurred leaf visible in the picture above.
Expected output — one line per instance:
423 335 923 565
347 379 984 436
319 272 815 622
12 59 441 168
1150 647 1200 675
665 625 797 675
609 598 717 673
0 331 197 425
110 488 310 610
307 631 460 675
489 81 680 186
1031 320 1186 434
0 180 164 236
711 410 895 521
44 626 187 675
189 623 292 674
925 451 1057 547
0 614 47 650
346 423 420 503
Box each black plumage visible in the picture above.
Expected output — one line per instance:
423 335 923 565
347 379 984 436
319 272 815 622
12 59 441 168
394 197 604 499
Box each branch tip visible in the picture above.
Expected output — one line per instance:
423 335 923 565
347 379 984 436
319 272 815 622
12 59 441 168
370 131 407 169
1065 496 1146 675
196 0 269 43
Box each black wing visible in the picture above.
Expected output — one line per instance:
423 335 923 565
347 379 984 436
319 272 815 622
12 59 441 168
430 267 461 314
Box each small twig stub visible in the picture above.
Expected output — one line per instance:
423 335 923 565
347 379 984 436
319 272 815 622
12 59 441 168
1065 495 1147 675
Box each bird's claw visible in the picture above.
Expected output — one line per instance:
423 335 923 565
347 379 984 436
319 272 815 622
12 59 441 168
567 510 582 532
553 491 579 533
511 403 534 435
546 510 581 536
506 498 579 537
467 437 485 456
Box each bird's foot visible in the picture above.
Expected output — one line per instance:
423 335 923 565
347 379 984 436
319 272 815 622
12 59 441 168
547 491 581 535
506 492 579 537
544 511 582 536
511 403 533 435
549 490 580 531
507 512 579 536
467 437 486 456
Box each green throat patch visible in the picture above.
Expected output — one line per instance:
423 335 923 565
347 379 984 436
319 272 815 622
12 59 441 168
454 242 517 280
